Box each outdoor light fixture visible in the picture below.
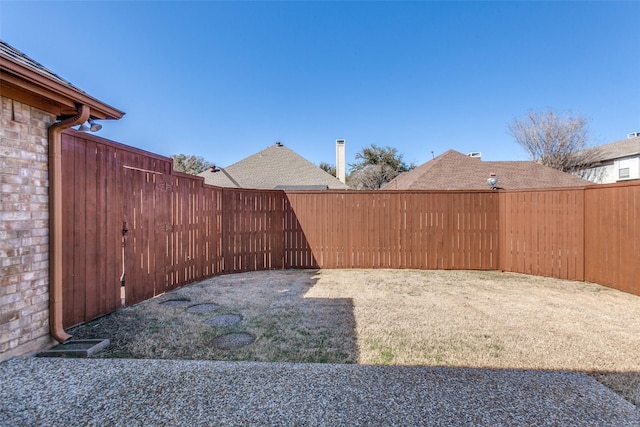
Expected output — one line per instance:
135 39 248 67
77 119 102 133
88 119 102 132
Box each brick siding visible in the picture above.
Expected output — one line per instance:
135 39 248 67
0 95 55 360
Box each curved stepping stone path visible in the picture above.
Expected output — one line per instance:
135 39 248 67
159 298 190 307
160 299 253 350
186 303 220 313
205 314 243 327
211 332 255 350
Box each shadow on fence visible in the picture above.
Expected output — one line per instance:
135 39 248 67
61 131 640 328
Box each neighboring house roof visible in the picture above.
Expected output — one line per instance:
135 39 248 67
0 40 124 120
575 136 640 164
382 150 590 190
198 143 350 190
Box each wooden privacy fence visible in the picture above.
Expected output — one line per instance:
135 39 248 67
61 131 287 326
584 183 640 295
498 184 640 296
285 191 499 270
499 188 585 281
61 131 640 327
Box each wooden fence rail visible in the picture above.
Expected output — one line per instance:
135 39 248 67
61 131 640 328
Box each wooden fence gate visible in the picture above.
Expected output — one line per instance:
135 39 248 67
61 132 174 326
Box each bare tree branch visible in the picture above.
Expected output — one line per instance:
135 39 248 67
508 109 600 173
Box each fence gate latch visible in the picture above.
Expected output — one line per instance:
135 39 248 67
122 221 129 240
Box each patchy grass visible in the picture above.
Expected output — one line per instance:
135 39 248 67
69 269 640 407
70 270 357 364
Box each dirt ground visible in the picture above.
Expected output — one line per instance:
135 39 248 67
69 269 640 406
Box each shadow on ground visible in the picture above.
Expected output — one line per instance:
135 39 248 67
68 269 358 364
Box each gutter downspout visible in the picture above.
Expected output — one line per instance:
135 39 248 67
48 104 90 343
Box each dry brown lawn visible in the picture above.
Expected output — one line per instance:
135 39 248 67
69 269 640 406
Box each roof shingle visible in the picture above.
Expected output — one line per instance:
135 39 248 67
382 150 590 190
198 143 349 190
575 136 640 163
0 40 81 91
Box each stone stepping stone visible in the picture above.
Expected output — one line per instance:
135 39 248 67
159 298 190 307
205 314 243 327
186 303 220 313
211 332 255 350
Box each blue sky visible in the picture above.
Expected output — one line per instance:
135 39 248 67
2 1 639 169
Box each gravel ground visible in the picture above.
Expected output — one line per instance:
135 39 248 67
1 358 639 426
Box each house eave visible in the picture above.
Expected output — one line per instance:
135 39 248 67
0 53 124 120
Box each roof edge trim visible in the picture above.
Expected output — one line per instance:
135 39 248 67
0 50 124 120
